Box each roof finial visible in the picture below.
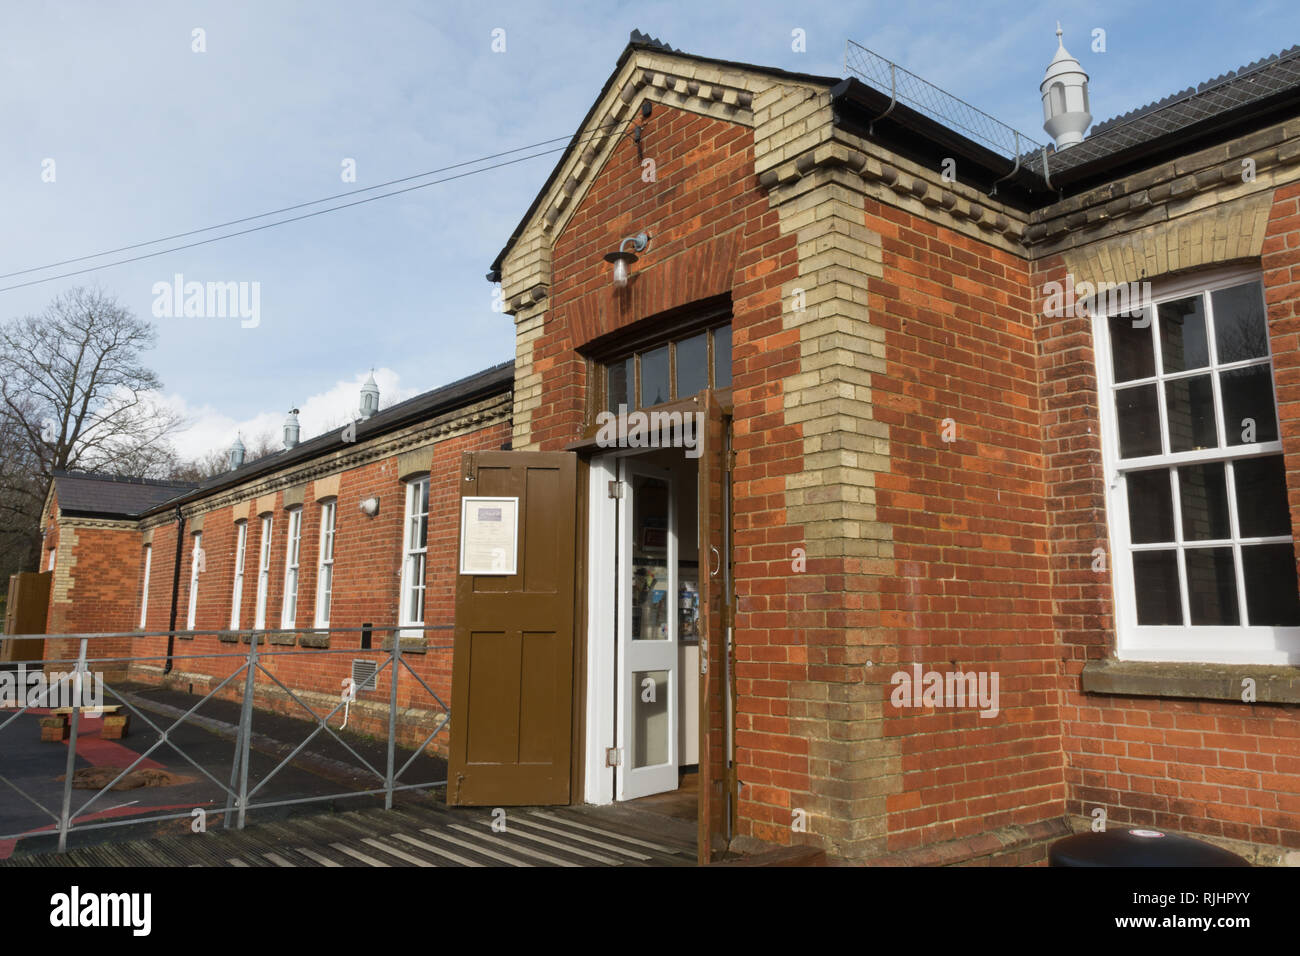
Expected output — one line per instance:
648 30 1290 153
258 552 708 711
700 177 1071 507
1056 21 1064 45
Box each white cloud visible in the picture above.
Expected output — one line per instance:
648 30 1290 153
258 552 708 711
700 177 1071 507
160 368 417 461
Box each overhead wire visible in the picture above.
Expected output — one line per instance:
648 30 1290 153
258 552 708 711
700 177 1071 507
0 115 636 293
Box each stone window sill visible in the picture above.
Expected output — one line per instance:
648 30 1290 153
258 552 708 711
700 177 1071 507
381 636 427 655
1082 659 1300 705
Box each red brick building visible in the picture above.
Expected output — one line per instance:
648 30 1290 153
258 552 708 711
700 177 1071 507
29 32 1300 865
39 364 512 743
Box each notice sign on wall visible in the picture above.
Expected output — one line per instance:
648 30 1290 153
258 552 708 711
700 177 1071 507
459 496 519 575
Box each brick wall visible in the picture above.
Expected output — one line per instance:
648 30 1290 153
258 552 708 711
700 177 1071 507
867 197 1064 852
727 192 807 851
527 106 772 449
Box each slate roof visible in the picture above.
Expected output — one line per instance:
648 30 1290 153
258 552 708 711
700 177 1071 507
53 473 197 518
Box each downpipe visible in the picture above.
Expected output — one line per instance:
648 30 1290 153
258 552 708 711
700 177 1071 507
165 504 185 675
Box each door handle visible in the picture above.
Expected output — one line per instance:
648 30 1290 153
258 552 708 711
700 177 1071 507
709 546 721 577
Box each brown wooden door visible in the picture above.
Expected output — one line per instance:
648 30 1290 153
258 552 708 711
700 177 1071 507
696 392 732 863
2 571 51 664
447 451 579 806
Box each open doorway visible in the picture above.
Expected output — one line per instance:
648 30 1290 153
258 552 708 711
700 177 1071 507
585 447 700 807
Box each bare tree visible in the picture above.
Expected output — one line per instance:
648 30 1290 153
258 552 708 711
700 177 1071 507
168 447 230 483
0 392 45 580
242 429 284 464
0 286 185 571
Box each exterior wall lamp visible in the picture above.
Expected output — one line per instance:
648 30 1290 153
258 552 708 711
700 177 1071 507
360 497 380 516
604 232 650 288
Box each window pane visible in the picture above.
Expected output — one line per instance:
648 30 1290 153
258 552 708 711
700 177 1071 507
1109 313 1155 383
1165 375 1217 451
322 504 335 560
1132 550 1182 625
1220 365 1277 446
1241 543 1300 626
1116 384 1161 458
1234 455 1292 538
1178 463 1230 541
675 332 709 398
641 346 670 406
1127 469 1174 543
1112 317 1154 385
630 475 671 642
318 565 332 619
1184 547 1239 625
1157 296 1209 373
608 357 633 412
406 554 426 621
713 325 732 389
1212 282 1268 363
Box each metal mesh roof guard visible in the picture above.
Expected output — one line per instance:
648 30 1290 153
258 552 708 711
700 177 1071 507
844 38 1044 161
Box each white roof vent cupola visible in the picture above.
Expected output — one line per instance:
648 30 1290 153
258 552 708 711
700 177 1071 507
1041 23 1091 150
359 370 380 420
229 434 246 470
283 408 301 450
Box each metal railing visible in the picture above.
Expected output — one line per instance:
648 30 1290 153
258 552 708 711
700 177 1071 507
0 625 451 855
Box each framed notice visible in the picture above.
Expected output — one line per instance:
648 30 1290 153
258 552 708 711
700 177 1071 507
459 496 519 575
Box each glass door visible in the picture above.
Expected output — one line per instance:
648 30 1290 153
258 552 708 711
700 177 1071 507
616 457 679 799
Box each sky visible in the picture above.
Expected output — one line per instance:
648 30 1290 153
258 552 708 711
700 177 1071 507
3 0 1298 461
